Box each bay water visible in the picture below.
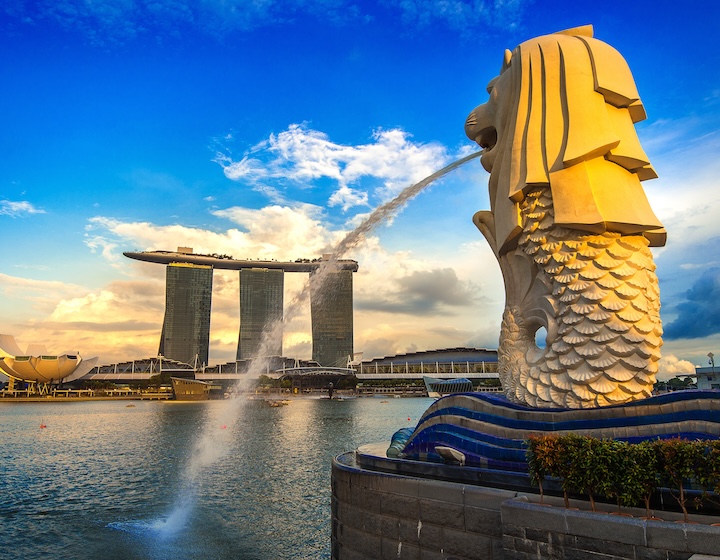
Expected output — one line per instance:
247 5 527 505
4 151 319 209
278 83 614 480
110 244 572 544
0 397 433 560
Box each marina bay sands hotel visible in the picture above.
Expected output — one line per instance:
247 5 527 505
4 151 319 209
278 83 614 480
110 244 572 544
124 248 358 368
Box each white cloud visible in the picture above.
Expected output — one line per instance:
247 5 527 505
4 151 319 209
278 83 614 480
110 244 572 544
0 274 162 362
85 213 338 264
84 234 120 263
87 205 344 265
680 261 720 270
216 124 452 211
641 119 720 238
49 289 140 323
212 203 343 258
0 200 45 217
220 155 269 183
13 264 51 271
657 354 697 379
251 184 288 204
10 277 166 363
0 273 87 313
328 185 369 212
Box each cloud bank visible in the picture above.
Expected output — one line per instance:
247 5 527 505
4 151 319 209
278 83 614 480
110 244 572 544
215 124 451 211
664 267 720 340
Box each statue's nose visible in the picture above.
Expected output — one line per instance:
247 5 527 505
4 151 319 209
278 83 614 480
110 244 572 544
465 103 491 144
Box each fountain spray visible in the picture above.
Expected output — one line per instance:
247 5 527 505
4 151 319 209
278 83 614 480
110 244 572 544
160 150 482 534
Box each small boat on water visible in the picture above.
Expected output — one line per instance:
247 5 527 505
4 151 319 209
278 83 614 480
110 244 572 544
265 399 290 407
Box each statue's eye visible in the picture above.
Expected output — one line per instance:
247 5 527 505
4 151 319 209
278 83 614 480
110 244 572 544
486 76 499 95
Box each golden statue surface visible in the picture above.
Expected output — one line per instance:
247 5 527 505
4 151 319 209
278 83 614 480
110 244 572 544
466 25 664 408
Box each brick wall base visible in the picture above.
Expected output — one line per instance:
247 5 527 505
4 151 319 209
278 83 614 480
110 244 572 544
332 451 720 560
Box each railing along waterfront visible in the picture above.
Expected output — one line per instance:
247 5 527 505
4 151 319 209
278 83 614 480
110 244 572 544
356 360 498 377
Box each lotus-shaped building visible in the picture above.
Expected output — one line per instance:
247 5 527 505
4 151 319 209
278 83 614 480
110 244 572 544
0 334 98 385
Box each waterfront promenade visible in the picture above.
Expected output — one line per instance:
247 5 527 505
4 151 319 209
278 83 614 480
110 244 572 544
0 387 387 402
0 388 173 401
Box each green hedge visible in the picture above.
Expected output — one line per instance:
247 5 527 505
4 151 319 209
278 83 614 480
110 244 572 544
526 435 720 521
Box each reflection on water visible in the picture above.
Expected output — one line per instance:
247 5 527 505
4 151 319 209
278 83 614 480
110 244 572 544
0 397 431 559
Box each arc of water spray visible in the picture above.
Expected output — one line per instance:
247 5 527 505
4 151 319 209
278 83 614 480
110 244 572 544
164 150 482 534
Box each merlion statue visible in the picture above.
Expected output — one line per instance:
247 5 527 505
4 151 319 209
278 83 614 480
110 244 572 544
465 25 665 408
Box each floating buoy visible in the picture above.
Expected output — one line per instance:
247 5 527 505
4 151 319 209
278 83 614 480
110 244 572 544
407 417 411 422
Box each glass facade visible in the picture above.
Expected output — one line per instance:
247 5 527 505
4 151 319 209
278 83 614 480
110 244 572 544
310 269 354 367
237 268 284 360
158 263 213 366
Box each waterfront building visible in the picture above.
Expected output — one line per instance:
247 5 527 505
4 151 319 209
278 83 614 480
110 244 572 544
0 334 98 393
158 262 213 367
694 365 720 390
237 268 284 360
80 355 196 383
355 347 499 379
310 268 354 367
125 249 359 366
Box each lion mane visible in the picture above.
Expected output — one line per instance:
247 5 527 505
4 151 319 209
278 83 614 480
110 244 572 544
466 25 665 256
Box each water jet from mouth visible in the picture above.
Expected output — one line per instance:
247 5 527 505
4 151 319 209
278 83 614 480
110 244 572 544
149 149 482 538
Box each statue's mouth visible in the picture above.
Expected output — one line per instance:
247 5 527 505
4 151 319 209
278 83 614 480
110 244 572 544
475 126 497 152
474 126 498 172
465 107 497 172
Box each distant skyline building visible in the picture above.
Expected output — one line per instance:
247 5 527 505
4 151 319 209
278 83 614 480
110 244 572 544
238 268 284 360
158 262 213 367
311 269 354 367
125 249 359 367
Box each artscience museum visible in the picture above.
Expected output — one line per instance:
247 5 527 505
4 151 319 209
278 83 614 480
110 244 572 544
0 334 98 390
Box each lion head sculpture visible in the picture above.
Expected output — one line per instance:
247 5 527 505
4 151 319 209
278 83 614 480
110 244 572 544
465 26 665 408
466 24 665 256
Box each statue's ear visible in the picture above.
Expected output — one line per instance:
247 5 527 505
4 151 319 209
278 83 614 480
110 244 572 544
501 49 512 74
554 24 593 37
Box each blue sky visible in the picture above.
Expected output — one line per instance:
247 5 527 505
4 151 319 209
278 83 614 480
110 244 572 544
1 0 719 377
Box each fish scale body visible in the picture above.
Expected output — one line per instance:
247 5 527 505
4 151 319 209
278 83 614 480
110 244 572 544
499 188 662 409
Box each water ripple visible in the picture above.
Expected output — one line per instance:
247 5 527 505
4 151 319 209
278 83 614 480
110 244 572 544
0 398 432 559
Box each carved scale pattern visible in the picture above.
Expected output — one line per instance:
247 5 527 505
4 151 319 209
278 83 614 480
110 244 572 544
499 187 662 408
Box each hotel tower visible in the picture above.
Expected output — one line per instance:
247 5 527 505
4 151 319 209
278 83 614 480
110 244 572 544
158 262 213 367
126 249 358 367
